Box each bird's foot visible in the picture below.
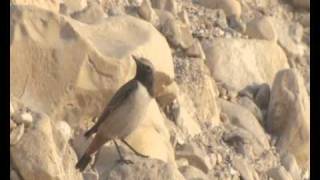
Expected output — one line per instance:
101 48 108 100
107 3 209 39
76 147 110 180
116 158 133 165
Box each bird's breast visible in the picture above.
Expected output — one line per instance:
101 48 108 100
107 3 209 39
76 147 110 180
98 82 152 139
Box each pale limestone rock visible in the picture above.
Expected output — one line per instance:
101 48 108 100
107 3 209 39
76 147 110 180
237 96 263 125
70 1 104 24
138 0 160 27
155 10 193 49
11 7 174 129
179 166 209 180
64 0 87 13
10 123 24 145
178 10 190 26
246 16 277 41
273 18 306 57
185 40 206 59
268 166 294 180
174 56 220 125
267 69 310 169
202 38 289 91
176 142 212 173
232 156 256 180
10 115 83 180
218 99 270 150
11 0 59 12
10 169 21 180
198 0 241 18
281 153 302 180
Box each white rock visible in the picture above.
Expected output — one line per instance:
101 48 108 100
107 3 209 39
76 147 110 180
11 116 83 180
11 7 174 118
202 38 289 91
10 169 21 180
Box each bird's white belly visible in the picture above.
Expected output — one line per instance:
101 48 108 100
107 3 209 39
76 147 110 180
99 82 151 139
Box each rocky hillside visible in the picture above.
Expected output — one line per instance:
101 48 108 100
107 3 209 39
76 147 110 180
10 0 310 179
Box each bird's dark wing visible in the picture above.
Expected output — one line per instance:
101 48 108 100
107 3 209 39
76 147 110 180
84 80 138 138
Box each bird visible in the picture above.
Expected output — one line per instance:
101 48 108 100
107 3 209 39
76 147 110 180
75 56 155 171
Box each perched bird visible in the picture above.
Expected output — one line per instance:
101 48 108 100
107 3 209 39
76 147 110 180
75 56 155 172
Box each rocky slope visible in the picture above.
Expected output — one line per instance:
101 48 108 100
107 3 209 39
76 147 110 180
10 0 310 179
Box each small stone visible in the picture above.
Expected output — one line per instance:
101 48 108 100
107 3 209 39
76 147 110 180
10 124 24 145
185 40 206 59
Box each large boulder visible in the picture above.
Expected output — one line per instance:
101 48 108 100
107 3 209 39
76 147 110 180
11 113 83 180
202 38 289 91
10 6 174 128
267 69 310 169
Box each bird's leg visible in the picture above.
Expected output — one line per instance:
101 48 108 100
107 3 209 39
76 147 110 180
120 139 149 158
113 140 133 164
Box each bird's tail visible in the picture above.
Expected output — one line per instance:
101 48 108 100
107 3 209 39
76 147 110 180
75 154 92 172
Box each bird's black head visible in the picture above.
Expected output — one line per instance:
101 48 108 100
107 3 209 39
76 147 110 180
132 56 155 97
